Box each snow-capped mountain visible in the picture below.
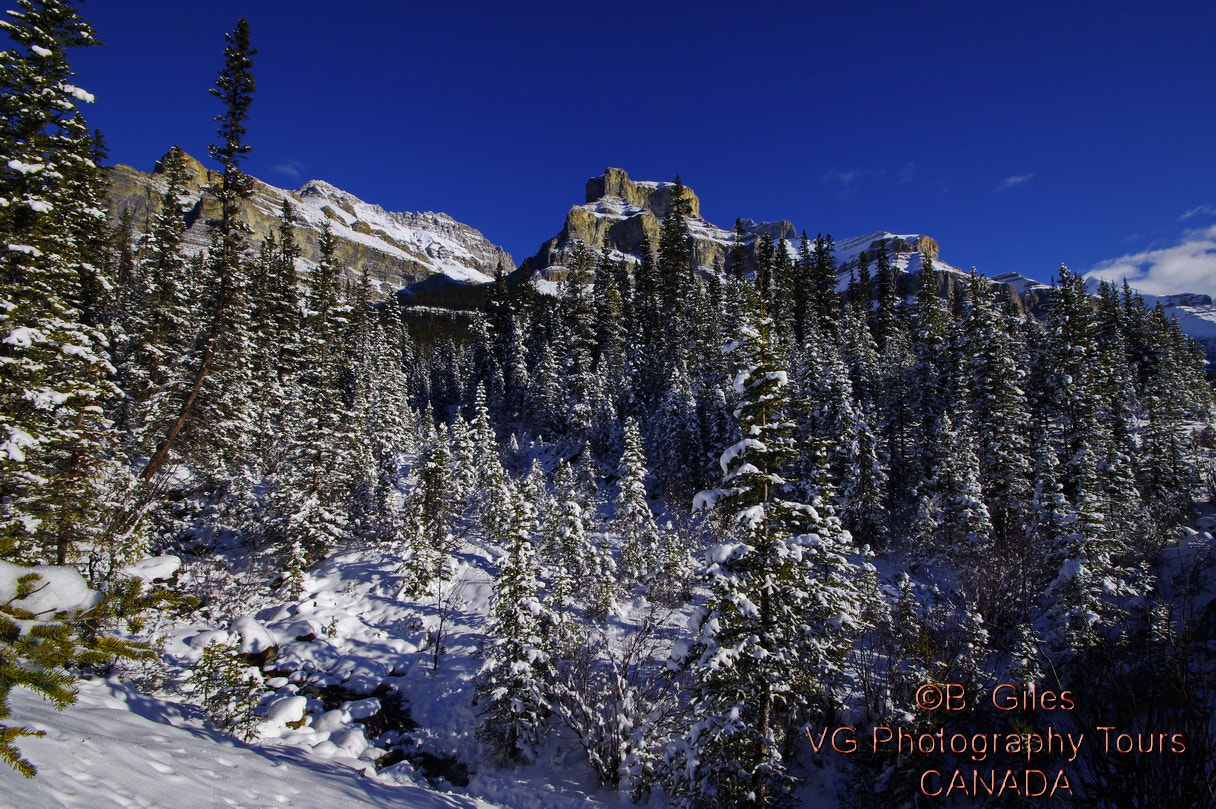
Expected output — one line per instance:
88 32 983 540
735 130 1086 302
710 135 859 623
1085 281 1216 357
1151 296 1216 346
105 157 1216 357
520 167 795 278
520 167 955 283
105 151 514 293
519 167 1216 358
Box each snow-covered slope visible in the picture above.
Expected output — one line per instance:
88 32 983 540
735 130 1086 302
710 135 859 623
295 180 508 285
105 152 514 293
1074 277 1216 352
2 530 656 809
2 678 504 809
1124 290 1216 355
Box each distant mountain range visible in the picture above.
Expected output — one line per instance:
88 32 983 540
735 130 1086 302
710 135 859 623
103 155 1216 354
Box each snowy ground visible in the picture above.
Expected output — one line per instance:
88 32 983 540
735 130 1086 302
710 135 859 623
1 538 657 809
10 506 1210 808
2 677 500 809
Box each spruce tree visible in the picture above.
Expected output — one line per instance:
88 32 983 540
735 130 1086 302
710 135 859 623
959 269 1031 544
655 179 694 370
678 311 868 808
871 243 901 349
727 218 748 280
810 232 840 337
268 221 353 589
0 0 154 749
615 417 660 581
0 0 117 566
124 146 195 454
476 481 554 764
140 18 256 483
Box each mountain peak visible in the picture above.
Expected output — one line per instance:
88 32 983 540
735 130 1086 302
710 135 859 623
298 178 349 199
105 151 514 290
584 167 702 220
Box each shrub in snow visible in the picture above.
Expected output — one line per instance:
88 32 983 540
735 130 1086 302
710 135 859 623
190 637 264 742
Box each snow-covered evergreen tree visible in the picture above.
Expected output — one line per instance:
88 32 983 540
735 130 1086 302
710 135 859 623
122 146 196 455
959 269 1031 543
139 18 258 485
476 481 554 764
0 0 117 566
615 417 660 581
676 313 868 808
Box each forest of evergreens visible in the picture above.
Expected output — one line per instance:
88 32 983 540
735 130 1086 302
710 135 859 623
3 4 1215 806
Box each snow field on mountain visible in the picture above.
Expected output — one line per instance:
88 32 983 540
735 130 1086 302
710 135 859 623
294 182 498 285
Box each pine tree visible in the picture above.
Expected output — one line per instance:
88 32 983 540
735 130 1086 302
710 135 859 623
648 365 702 499
921 411 993 566
875 325 916 521
727 218 748 280
476 481 554 764
767 236 795 340
1035 266 1102 500
399 434 457 594
655 179 695 370
615 417 660 581
464 383 508 523
124 146 195 454
267 221 354 590
1137 305 1200 526
0 0 118 567
364 301 415 538
678 313 868 808
871 243 901 350
841 417 889 550
792 232 813 343
809 233 840 338
593 266 629 403
140 18 257 484
959 269 1031 544
558 239 597 433
838 308 881 421
850 249 872 313
752 233 775 307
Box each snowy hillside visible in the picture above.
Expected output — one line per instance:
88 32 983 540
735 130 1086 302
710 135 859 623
105 153 513 292
1 530 683 809
1136 292 1216 347
1074 276 1216 352
3 677 503 809
294 180 506 285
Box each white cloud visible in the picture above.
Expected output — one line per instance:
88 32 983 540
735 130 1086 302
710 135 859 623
821 167 884 186
271 160 303 180
996 173 1034 192
822 168 860 185
1180 204 1216 221
898 162 918 184
1086 224 1216 298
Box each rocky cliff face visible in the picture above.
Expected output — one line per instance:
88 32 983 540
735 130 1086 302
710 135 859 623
522 168 766 277
103 151 514 293
521 168 951 288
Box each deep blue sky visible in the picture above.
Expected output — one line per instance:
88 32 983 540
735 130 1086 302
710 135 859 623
69 0 1216 293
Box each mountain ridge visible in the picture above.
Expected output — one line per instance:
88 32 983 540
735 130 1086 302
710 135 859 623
104 150 515 294
101 157 1216 355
